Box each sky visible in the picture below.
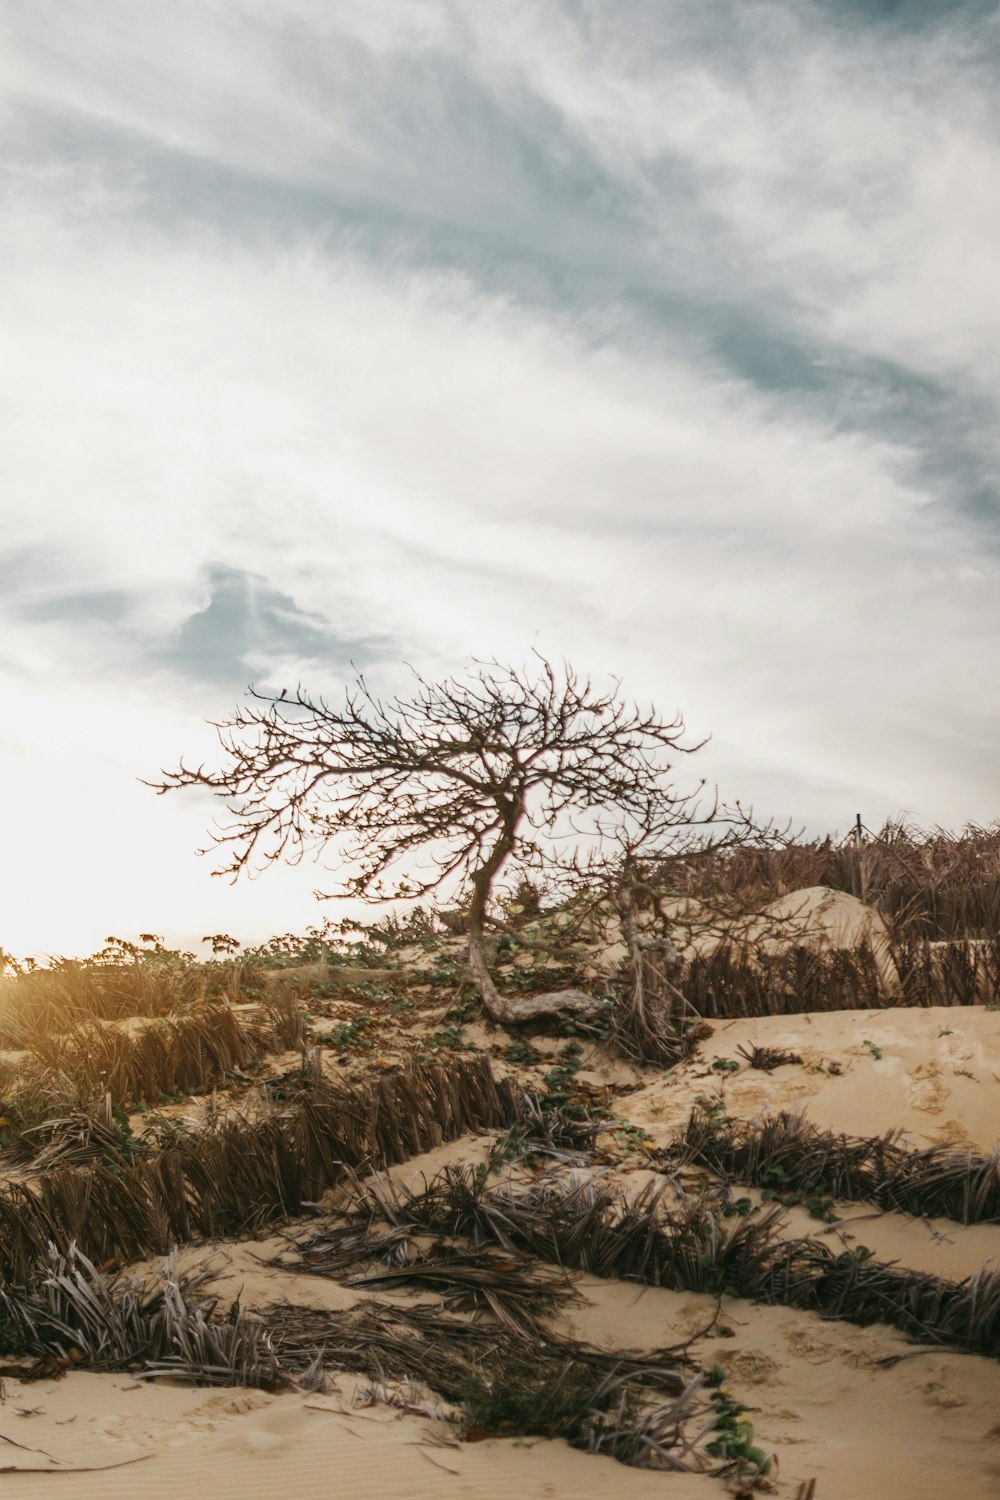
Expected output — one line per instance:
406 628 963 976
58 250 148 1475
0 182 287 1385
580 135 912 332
1 0 998 961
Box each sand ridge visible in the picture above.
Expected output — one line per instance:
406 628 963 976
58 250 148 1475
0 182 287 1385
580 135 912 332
5 979 1000 1495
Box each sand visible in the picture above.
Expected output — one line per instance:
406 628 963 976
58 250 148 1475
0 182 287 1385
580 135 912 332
0 1370 718 1499
3 1327 999 1500
624 1005 1000 1152
5 1000 1000 1497
4 1226 1000 1500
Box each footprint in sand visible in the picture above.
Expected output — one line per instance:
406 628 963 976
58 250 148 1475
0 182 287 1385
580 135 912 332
910 1062 949 1115
179 1391 273 1435
731 1081 769 1110
922 1380 966 1409
188 1393 272 1419
726 1350 781 1385
785 1327 880 1369
785 1328 838 1364
778 1079 812 1100
844 1349 882 1371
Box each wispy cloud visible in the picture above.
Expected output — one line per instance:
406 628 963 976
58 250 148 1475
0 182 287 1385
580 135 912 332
1 0 997 955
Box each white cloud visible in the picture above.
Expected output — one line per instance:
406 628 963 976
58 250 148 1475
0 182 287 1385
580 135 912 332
1 0 998 958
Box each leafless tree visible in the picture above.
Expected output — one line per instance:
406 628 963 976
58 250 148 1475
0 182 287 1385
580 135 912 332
149 657 710 1024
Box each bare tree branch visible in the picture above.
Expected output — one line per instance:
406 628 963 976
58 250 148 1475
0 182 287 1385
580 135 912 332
148 657 707 1024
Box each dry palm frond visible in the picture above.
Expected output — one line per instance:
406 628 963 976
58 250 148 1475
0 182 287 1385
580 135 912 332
660 821 1000 941
21 1099 145 1173
0 955 205 1043
612 944 697 1068
0 1244 278 1387
892 936 1000 1007
263 1298 703 1469
345 1248 576 1334
141 1283 280 1387
488 1096 606 1168
271 1223 414 1276
765 1242 1000 1356
342 1163 1000 1358
582 1371 710 1471
735 1043 802 1072
18 1004 282 1116
679 942 887 1019
0 1244 162 1367
674 934 1000 1019
257 985 307 1049
352 1165 779 1294
267 1298 690 1394
0 1055 524 1283
676 1108 1000 1226
670 923 1000 1019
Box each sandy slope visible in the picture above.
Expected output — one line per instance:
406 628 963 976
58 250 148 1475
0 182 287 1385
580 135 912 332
4 1262 1000 1500
5 1006 1000 1498
558 1277 1000 1500
4 1248 1000 1500
624 1005 1000 1152
0 1371 714 1499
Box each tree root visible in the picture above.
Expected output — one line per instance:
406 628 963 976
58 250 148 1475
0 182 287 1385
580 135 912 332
485 988 607 1025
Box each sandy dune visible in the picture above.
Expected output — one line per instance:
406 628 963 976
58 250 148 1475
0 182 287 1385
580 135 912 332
5 993 1000 1497
624 1005 1000 1152
4 1213 1000 1500
3 1323 1000 1500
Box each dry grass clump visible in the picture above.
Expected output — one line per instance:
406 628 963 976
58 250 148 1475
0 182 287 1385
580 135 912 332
0 1244 279 1387
0 955 200 1042
23 1006 273 1108
736 1043 802 1072
357 1166 785 1292
258 985 307 1049
0 940 291 1047
0 1054 523 1283
676 936 999 1017
892 936 1000 1007
676 1108 1000 1225
265 1299 713 1473
680 942 886 1018
345 1164 1000 1358
488 1096 608 1169
624 821 1000 1022
611 945 702 1068
0 991 306 1158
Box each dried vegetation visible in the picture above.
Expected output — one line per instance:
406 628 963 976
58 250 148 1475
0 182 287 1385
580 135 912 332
0 1244 279 1386
2 819 1000 1488
676 1107 1000 1225
337 1163 1000 1358
263 1298 715 1471
684 821 1000 939
0 1055 521 1283
663 821 1000 1015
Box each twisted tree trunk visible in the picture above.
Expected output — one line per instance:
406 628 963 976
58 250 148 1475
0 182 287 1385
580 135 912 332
614 885 690 1065
465 813 604 1025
